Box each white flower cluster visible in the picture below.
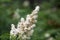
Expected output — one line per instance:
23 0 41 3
10 6 40 40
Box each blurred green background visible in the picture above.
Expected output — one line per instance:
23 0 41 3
0 0 60 40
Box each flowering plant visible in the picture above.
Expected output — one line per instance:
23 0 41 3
10 6 40 40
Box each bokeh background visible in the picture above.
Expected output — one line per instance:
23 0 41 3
0 0 60 40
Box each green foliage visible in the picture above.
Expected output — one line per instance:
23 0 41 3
0 0 11 2
0 0 60 40
0 33 9 40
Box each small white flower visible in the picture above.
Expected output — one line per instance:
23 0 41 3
30 30 34 34
10 29 18 36
26 15 31 24
33 15 38 19
20 31 24 34
25 21 30 25
26 14 30 17
17 24 20 28
31 6 40 15
35 6 40 11
21 17 25 22
26 15 31 20
10 24 19 36
16 28 20 33
28 27 31 30
22 35 27 39
28 24 36 30
23 22 27 27
31 24 36 28
34 20 37 23
24 27 28 30
45 33 50 38
27 30 34 36
11 24 15 30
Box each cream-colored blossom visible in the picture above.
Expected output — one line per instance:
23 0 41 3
10 24 18 36
45 33 50 38
21 17 25 22
10 6 40 40
27 30 34 36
